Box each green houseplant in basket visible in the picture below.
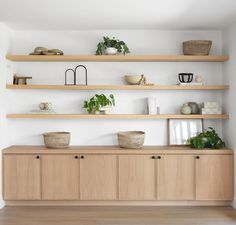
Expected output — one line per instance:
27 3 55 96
83 94 115 114
187 127 225 149
96 36 130 55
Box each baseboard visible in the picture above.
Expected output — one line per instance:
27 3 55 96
5 200 231 207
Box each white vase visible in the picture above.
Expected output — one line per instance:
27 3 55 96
105 47 118 55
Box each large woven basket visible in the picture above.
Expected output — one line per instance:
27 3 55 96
43 132 70 149
118 131 145 149
183 40 212 55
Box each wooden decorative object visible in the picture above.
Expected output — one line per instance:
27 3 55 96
13 75 32 85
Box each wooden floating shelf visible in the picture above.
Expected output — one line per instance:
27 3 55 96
6 114 229 119
6 54 229 62
6 84 229 91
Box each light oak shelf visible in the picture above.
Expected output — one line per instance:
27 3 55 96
3 145 233 155
6 54 229 62
6 114 229 119
6 84 229 91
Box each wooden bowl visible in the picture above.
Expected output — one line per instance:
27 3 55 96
117 131 145 149
124 75 142 85
43 132 70 149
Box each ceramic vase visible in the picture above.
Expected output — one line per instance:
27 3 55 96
181 103 192 115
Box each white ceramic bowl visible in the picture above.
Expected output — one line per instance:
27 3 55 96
124 75 142 85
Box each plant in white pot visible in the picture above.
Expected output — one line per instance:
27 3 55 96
83 94 115 114
96 36 130 55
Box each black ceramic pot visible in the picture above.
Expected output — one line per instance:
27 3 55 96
178 73 193 83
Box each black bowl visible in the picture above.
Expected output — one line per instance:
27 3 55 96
178 73 193 83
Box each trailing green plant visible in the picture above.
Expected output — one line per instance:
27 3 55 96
83 94 115 114
96 36 130 55
187 127 225 149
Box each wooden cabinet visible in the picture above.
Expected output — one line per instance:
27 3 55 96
119 155 156 200
2 146 234 204
157 155 195 200
80 155 117 200
4 154 41 200
42 155 79 200
196 154 234 200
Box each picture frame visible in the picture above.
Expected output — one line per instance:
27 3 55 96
168 119 203 145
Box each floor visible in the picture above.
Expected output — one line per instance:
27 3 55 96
0 206 236 225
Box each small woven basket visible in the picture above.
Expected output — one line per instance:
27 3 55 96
183 40 212 55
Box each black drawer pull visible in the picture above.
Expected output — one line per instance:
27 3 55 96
36 156 40 159
157 156 161 159
196 156 200 159
80 155 84 159
75 156 78 159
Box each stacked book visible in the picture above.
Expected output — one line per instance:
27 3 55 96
178 82 204 86
201 102 222 114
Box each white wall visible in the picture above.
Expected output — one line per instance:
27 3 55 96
0 23 12 208
222 23 236 207
6 30 224 146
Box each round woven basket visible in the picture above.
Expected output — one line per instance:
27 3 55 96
43 132 70 149
117 131 145 149
183 40 212 55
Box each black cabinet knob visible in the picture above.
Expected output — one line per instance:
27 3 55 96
75 156 78 159
36 156 40 159
196 156 200 159
151 156 156 159
157 156 161 159
80 155 84 159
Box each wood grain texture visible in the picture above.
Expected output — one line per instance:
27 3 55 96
2 145 233 155
6 113 229 119
41 155 79 200
0 206 235 225
119 155 156 200
80 155 117 200
3 155 41 200
6 54 229 62
196 155 234 200
4 200 231 206
157 155 195 200
6 84 230 90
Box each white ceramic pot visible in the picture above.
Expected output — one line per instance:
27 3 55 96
99 107 112 114
105 47 118 55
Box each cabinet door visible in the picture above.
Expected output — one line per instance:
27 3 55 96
4 154 41 200
196 155 234 200
157 155 195 200
42 155 79 200
119 155 155 200
80 155 117 200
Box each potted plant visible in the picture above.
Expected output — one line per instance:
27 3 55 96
187 127 225 149
83 94 115 114
96 36 130 55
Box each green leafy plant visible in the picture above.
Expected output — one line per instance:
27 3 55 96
96 36 130 55
187 127 225 149
83 94 115 114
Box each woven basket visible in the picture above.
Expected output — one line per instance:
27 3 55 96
43 132 70 149
183 40 212 55
117 131 145 149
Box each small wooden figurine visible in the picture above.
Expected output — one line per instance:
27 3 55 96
13 74 32 85
138 74 154 86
